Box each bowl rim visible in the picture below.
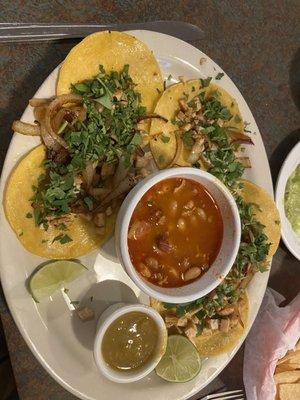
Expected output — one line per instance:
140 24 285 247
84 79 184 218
275 141 300 260
93 303 167 383
116 167 241 303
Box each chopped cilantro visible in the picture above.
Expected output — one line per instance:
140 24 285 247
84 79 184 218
182 131 194 148
84 197 94 211
30 65 146 236
161 135 170 143
52 234 73 245
200 77 212 87
215 72 224 80
57 223 67 231
26 212 33 219
158 155 165 165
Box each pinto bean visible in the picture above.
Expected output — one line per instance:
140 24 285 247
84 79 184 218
156 234 172 253
139 263 151 278
128 220 151 240
145 257 159 270
183 266 201 281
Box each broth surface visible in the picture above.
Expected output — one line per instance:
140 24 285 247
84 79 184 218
128 178 223 287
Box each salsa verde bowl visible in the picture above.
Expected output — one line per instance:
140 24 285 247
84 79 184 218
115 167 241 304
94 303 167 383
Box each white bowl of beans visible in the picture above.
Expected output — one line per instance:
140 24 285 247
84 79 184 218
115 167 241 304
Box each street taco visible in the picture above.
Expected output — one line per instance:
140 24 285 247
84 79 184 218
3 145 117 259
57 31 163 113
149 79 248 169
7 32 162 258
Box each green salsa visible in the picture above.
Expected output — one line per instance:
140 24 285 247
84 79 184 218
284 164 300 237
101 311 158 371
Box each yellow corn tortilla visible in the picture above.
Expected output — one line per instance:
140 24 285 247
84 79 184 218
149 79 243 169
150 294 249 357
57 31 163 114
240 179 281 260
192 294 248 356
3 145 116 259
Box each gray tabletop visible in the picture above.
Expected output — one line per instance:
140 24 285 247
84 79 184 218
0 1 300 399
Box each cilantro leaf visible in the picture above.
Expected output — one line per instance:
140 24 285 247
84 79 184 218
200 77 212 87
182 131 194 148
215 72 224 80
52 234 72 245
161 135 170 143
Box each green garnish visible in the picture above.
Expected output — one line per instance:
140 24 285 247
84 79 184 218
57 223 67 231
30 65 146 236
158 155 165 164
161 135 170 144
202 97 232 121
52 234 73 245
58 120 68 135
26 212 33 219
182 131 194 148
215 72 224 80
200 77 212 88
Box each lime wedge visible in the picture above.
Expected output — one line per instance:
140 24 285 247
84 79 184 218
155 335 201 382
29 260 87 302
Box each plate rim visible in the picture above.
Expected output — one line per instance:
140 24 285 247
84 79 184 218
0 29 274 400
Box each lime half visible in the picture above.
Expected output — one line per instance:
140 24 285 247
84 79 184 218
156 335 201 382
29 260 87 302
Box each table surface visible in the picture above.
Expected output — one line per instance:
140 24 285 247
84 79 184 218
0 1 300 399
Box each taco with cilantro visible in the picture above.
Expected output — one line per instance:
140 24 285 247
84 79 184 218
4 32 163 258
149 79 252 171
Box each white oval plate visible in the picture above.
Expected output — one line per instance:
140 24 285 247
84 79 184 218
275 141 300 260
0 31 274 400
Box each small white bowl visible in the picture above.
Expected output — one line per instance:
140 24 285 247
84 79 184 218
275 141 300 260
93 303 167 383
115 167 241 304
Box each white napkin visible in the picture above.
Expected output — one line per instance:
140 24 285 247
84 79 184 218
243 288 300 400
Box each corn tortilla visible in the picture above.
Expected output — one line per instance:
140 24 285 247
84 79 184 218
151 294 249 357
240 179 281 260
57 31 163 113
149 80 243 169
3 145 116 259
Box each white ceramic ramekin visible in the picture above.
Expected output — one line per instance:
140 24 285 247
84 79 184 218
93 303 167 383
115 167 241 304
